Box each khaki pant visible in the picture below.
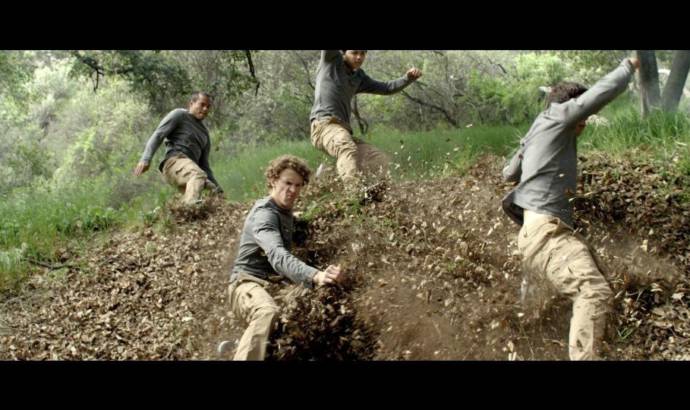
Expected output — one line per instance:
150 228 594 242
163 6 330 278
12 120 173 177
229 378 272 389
228 279 279 361
310 118 390 187
517 212 613 360
161 155 207 205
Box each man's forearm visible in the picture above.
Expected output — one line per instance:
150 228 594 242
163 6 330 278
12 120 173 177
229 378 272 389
206 171 221 191
364 75 412 95
503 148 523 183
140 132 165 163
568 59 635 124
199 152 221 190
140 110 180 162
253 211 317 287
265 246 319 288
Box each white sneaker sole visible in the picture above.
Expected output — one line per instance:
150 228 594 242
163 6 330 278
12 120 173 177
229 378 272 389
217 340 233 356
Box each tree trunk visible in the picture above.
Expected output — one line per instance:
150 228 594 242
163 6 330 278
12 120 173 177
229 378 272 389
636 50 661 117
661 50 690 112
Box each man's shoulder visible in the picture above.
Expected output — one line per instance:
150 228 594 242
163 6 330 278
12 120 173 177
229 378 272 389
254 197 293 219
538 105 570 126
252 197 279 215
253 196 271 207
163 108 189 121
323 50 343 64
249 198 286 230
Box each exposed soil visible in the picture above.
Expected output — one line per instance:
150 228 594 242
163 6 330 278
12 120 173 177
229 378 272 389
1 153 688 360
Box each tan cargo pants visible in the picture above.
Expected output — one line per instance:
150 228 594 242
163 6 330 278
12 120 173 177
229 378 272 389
161 155 208 205
517 212 613 360
228 276 279 361
310 118 390 187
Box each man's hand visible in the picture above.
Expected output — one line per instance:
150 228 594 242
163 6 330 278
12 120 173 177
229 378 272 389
313 264 345 287
406 67 423 81
205 179 224 196
133 161 150 176
629 57 640 70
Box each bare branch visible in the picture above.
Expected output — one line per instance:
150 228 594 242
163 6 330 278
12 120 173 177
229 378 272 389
244 50 261 96
379 66 459 127
292 51 315 90
487 57 508 75
70 51 104 92
23 257 75 270
400 89 458 127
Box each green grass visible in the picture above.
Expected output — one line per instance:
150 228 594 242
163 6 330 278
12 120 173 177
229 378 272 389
213 139 330 202
213 124 526 202
2 105 690 290
580 100 690 174
0 124 524 289
370 124 525 180
0 175 171 290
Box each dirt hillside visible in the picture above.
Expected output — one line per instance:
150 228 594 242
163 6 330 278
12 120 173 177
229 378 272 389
1 153 688 360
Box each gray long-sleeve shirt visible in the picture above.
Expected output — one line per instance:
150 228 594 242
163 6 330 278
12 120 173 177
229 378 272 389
139 108 220 188
309 50 413 131
231 196 318 288
502 59 636 228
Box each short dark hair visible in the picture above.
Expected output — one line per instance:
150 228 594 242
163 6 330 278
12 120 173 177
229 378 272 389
546 82 588 106
190 91 213 104
342 50 368 54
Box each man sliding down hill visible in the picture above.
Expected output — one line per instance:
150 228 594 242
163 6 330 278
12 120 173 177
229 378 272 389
133 92 223 205
502 57 641 360
310 50 422 197
218 155 345 360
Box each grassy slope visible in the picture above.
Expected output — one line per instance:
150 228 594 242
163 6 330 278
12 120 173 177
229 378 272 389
2 100 689 289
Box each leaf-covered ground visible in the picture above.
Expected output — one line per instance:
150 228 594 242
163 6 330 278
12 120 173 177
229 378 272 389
1 153 688 360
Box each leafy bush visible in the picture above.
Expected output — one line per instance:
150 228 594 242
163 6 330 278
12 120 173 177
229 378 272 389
465 53 573 125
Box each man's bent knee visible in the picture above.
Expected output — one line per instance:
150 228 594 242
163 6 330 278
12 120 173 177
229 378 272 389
250 306 279 331
581 278 613 302
255 304 279 317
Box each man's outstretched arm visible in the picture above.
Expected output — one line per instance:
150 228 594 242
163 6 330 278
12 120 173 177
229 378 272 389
133 110 181 175
560 58 640 127
358 68 423 95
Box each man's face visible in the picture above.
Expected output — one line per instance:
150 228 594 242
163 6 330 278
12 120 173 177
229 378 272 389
575 119 587 137
189 95 212 120
343 50 367 71
270 168 305 210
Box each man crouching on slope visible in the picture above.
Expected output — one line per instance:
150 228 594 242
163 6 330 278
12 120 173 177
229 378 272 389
219 155 345 360
133 92 223 206
502 57 640 360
